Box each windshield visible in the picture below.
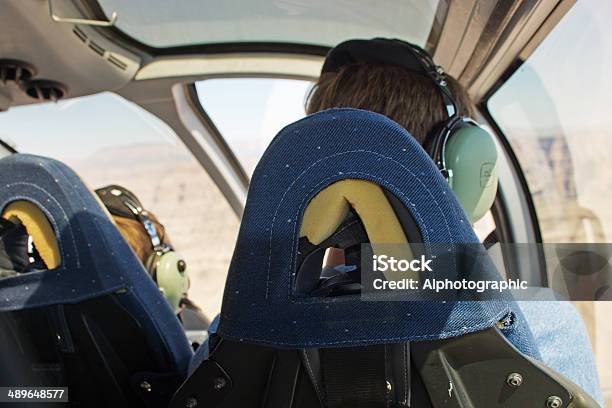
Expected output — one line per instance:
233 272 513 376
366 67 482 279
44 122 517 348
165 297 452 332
195 78 312 176
97 0 443 48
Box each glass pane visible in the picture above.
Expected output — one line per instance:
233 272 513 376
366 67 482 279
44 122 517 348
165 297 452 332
488 3 612 401
488 0 612 244
195 78 312 176
0 93 239 317
97 0 441 48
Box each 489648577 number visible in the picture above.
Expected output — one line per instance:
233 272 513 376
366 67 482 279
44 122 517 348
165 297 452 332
0 387 68 403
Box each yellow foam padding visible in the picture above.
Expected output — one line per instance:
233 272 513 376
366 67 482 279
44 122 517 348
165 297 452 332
300 179 415 280
2 201 61 269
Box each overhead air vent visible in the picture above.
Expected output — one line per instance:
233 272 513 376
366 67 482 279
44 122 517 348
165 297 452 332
72 26 88 43
107 54 128 71
22 80 67 102
73 26 127 71
88 40 106 57
0 60 36 85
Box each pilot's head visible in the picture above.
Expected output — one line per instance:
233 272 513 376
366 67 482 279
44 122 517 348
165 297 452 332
306 39 498 225
306 38 475 145
95 185 189 314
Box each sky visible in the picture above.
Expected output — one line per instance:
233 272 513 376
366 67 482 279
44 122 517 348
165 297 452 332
196 78 311 174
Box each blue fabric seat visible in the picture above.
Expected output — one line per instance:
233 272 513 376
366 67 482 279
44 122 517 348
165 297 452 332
518 297 603 405
219 108 539 355
179 108 602 407
0 154 192 407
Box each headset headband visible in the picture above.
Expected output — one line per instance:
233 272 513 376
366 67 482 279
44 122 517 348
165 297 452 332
95 185 170 253
321 38 457 117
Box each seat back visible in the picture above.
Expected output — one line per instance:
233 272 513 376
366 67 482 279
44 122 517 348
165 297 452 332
221 108 524 347
174 109 601 408
0 154 192 408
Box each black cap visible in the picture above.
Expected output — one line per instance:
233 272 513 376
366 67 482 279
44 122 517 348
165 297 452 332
321 38 433 76
321 38 456 117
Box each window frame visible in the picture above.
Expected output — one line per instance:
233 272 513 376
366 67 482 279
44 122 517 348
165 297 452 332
185 83 250 185
0 139 16 158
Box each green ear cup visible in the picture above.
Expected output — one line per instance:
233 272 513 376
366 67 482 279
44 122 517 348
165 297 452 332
155 251 189 313
444 125 498 224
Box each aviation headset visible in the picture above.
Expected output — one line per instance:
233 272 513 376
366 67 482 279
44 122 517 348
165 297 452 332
95 185 189 313
321 38 499 223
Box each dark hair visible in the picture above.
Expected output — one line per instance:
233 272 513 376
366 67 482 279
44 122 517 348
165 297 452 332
306 62 475 144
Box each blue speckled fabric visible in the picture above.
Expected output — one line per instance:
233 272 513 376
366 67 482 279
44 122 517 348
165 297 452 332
218 108 539 358
0 154 192 375
518 297 603 405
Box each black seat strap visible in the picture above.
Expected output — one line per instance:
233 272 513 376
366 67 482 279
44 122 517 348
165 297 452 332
320 345 388 408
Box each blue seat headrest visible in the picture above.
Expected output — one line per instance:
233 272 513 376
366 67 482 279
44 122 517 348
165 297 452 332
0 154 141 308
219 108 513 348
0 153 192 373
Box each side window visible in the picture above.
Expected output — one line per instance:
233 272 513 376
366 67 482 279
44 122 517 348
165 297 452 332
488 0 612 244
0 92 239 317
488 1 612 399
